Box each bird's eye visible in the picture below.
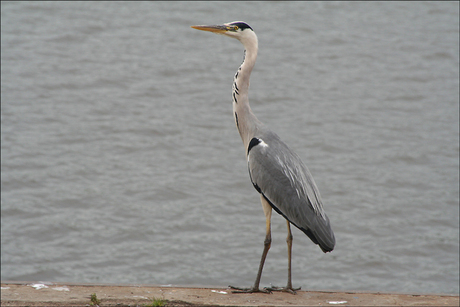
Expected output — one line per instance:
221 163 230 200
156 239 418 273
234 26 239 30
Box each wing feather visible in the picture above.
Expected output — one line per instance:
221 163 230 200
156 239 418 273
248 131 335 252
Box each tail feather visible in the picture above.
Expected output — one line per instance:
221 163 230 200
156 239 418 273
300 214 335 253
261 193 335 252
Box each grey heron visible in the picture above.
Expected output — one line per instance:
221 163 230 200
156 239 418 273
191 21 335 294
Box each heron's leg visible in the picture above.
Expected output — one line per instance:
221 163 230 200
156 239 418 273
286 220 294 289
253 197 273 289
265 221 301 294
230 195 272 294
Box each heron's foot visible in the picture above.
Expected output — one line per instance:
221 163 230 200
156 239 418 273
264 285 301 294
229 285 271 294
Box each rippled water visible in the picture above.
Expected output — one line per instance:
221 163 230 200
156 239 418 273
1 1 459 294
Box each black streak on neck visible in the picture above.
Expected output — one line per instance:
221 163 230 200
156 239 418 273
233 92 238 103
235 112 239 130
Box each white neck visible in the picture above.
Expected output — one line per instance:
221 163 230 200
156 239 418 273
231 31 264 151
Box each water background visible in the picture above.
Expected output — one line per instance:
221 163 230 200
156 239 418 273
1 1 459 294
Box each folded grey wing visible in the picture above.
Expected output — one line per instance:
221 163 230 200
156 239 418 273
247 134 335 252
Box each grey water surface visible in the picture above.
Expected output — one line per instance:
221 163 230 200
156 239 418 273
1 1 459 294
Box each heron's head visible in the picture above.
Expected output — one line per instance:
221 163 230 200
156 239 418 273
191 21 257 46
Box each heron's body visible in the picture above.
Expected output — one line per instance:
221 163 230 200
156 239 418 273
192 21 335 293
247 130 335 252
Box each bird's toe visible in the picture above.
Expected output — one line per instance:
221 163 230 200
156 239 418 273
264 285 301 294
229 285 271 294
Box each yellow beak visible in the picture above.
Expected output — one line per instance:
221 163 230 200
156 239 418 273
191 24 230 34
